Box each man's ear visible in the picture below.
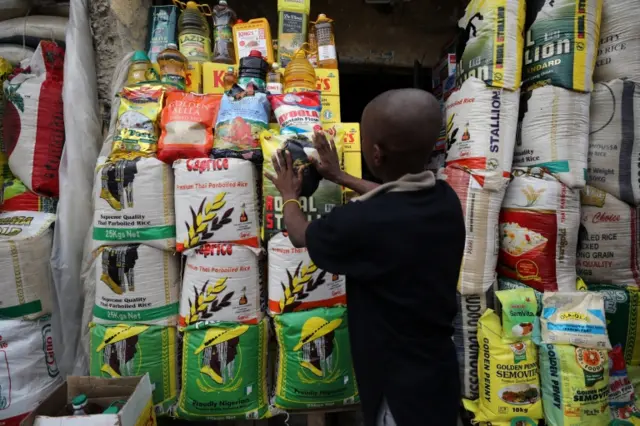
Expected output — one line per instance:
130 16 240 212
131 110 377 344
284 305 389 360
372 144 383 168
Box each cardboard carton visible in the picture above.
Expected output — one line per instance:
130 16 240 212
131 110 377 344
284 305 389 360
320 95 341 124
203 62 238 94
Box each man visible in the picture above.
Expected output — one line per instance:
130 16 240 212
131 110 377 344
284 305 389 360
265 89 464 426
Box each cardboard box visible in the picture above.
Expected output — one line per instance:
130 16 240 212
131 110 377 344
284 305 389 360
203 62 238 94
22 375 156 426
315 69 340 97
151 62 202 93
320 95 341 124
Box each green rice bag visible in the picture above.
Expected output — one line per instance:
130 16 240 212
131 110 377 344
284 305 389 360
496 288 538 342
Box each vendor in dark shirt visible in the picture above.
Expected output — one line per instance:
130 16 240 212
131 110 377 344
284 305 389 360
265 88 465 426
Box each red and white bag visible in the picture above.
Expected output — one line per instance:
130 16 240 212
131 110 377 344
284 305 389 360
2 41 65 197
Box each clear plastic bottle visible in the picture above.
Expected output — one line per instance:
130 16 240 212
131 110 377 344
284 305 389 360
126 51 155 85
314 14 338 69
307 22 318 68
212 0 237 64
284 48 316 93
267 63 284 94
177 1 212 62
157 43 188 90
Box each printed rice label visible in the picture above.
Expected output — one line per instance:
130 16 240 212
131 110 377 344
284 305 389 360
91 244 180 325
176 320 269 420
174 158 260 251
181 243 263 326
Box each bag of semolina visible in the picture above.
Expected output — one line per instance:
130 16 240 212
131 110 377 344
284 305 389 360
176 319 269 420
609 344 640 422
273 307 359 410
539 344 610 426
497 278 542 314
268 232 346 315
173 158 260 252
180 243 263 327
462 309 543 423
496 288 538 343
89 323 178 413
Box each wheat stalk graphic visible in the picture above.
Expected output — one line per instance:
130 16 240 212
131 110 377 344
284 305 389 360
186 278 235 324
183 192 234 249
279 261 327 313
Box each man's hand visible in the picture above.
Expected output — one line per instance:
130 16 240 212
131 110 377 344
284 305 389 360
264 149 303 200
310 130 345 184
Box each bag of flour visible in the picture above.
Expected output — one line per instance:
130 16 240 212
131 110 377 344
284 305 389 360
181 243 263 326
588 79 640 206
515 86 591 189
174 158 260 252
577 186 640 286
0 212 55 320
92 154 175 251
445 78 519 191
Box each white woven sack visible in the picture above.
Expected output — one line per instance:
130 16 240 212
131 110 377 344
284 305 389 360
578 186 640 287
0 211 55 320
91 244 180 326
515 86 590 189
92 155 175 251
445 77 519 191
438 166 508 295
593 0 640 81
588 79 640 206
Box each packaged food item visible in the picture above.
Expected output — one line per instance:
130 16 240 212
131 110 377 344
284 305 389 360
147 5 179 62
177 0 212 63
238 50 270 92
233 18 274 64
270 91 322 134
112 85 165 155
158 44 188 90
158 92 222 164
277 0 311 67
212 0 237 64
609 344 640 422
498 278 542 314
1 172 57 213
314 14 337 69
541 291 612 349
496 288 538 342
267 63 284 94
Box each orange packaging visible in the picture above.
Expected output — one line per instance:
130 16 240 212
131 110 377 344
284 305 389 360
158 92 222 164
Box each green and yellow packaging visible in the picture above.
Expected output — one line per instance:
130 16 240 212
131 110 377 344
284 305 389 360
496 288 538 342
277 0 311 67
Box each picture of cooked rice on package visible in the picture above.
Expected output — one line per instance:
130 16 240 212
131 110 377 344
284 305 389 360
112 85 165 155
500 222 548 256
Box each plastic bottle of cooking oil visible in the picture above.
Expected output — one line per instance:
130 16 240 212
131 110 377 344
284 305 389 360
223 66 237 91
284 48 316 93
212 0 237 64
238 50 270 92
157 43 188 90
176 1 212 62
314 14 338 69
126 51 155 85
307 22 318 68
267 63 284 94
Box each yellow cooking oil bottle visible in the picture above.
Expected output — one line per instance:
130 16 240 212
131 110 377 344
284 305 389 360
174 0 212 62
283 46 317 93
307 22 318 68
233 18 274 64
212 0 237 64
314 14 338 69
126 51 157 85
157 43 188 90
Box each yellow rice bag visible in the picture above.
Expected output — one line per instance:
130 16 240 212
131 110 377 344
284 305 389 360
112 84 165 155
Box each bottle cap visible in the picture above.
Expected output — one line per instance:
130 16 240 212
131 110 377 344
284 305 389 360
186 1 198 9
237 19 244 23
318 13 327 19
167 43 178 50
72 394 87 408
249 50 263 58
272 63 280 71
132 51 149 62
227 66 235 72
220 0 228 5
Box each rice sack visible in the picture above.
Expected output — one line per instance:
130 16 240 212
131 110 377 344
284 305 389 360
515 86 591 189
158 92 222 164
0 212 55 320
462 309 543 423
541 291 611 349
176 320 269 420
212 91 270 163
539 344 610 426
498 167 580 293
270 91 322 134
577 186 640 287
1 172 57 213
498 277 543 314
89 323 178 413
593 0 640 82
268 232 346 315
273 307 359 410
588 80 640 206
522 0 603 92
438 166 508 295
111 85 164 156
496 288 538 343
261 130 344 243
609 344 640 422
3 41 65 197
454 288 496 400
181 243 263 326
92 155 175 251
0 316 63 425
455 0 525 90
174 158 259 252
444 78 519 191
90 244 180 326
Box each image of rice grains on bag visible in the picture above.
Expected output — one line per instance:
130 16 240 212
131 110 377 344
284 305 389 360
92 155 175 251
273 307 358 410
90 244 180 325
438 166 508 295
539 344 610 426
453 288 495 400
498 167 581 293
515 86 591 189
577 186 640 286
0 316 63 425
181 243 263 326
268 232 346 315
444 77 519 191
461 310 543 424
89 323 178 413
174 158 259 252
609 344 640 421
541 291 611 349
522 0 603 92
588 79 640 206
176 320 269 420
261 130 344 243
455 0 525 90
3 41 65 197
0 212 56 320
